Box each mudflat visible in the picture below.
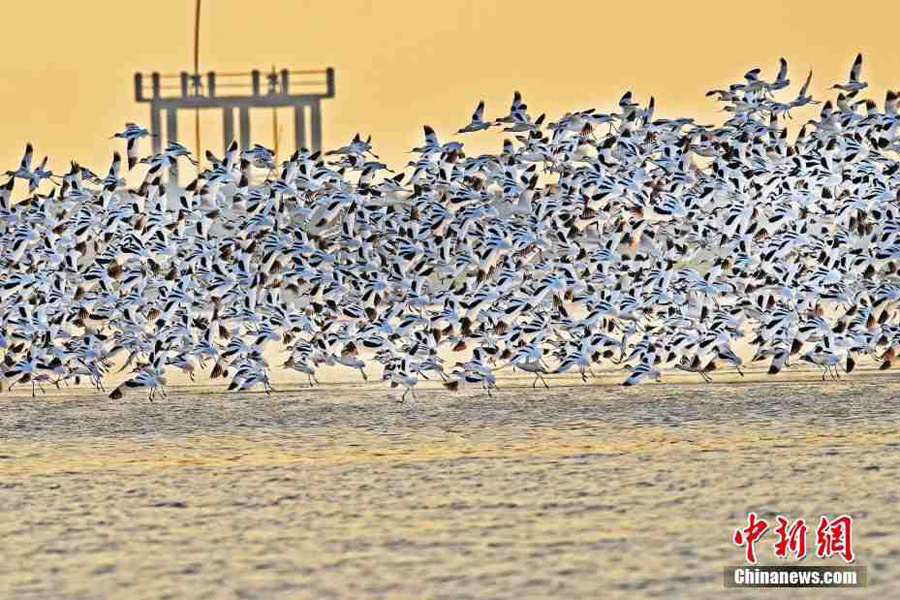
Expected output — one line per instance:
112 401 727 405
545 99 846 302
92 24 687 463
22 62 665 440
2 375 899 599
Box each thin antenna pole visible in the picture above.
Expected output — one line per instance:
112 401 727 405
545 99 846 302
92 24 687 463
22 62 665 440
273 108 279 164
272 65 279 163
193 0 202 170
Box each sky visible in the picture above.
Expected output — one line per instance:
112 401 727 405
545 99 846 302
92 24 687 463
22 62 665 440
1 0 898 183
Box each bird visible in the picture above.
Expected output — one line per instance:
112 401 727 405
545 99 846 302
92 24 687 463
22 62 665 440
622 362 662 387
674 355 717 383
832 53 868 93
513 357 551 389
790 70 820 111
5 143 34 180
112 123 152 169
494 91 528 125
457 100 492 134
109 368 168 401
769 57 790 92
28 156 56 193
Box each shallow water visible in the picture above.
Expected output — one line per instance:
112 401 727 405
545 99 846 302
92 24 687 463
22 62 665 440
2 374 900 599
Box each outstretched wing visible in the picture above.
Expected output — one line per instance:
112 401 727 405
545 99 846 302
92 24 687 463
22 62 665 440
472 100 485 122
849 53 863 83
799 70 812 97
20 143 33 170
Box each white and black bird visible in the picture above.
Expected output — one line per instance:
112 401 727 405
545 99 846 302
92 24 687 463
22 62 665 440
832 53 868 93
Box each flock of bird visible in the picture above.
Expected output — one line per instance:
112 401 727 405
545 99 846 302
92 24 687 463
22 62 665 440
2 54 900 401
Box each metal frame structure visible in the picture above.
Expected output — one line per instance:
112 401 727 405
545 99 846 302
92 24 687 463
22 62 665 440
134 67 335 162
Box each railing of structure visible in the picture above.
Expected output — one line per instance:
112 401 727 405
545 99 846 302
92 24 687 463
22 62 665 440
134 68 335 102
132 66 335 175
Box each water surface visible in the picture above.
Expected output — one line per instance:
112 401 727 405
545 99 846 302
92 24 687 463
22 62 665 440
2 374 899 599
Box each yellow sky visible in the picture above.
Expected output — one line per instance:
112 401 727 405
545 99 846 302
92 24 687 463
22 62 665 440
1 0 899 181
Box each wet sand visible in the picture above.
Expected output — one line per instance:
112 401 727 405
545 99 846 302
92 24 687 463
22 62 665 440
2 374 900 599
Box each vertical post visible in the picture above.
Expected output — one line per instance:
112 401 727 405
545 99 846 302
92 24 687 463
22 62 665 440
166 108 178 144
150 101 162 154
207 71 216 97
180 72 189 97
280 69 289 95
326 67 335 97
223 106 234 153
294 104 306 151
310 100 322 153
151 72 161 98
239 106 251 150
134 73 144 101
251 70 260 96
167 108 180 185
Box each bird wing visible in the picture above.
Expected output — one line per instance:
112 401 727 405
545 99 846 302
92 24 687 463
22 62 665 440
109 151 121 177
21 143 33 170
511 91 522 112
473 100 485 122
776 57 788 81
799 70 812 97
849 53 863 83
423 125 438 145
126 138 138 170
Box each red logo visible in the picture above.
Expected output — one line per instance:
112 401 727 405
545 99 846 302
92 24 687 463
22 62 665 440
733 512 769 564
773 516 808 560
816 515 854 563
734 513 854 564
